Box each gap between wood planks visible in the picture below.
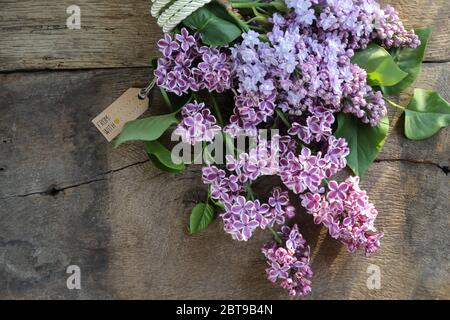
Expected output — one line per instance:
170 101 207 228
0 157 447 201
0 65 153 75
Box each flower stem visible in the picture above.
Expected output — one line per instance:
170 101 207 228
268 226 283 244
206 185 211 203
217 0 250 32
270 115 280 129
229 10 251 32
246 183 255 200
249 25 266 31
210 93 225 127
275 109 291 128
383 97 405 111
159 87 173 112
232 2 274 9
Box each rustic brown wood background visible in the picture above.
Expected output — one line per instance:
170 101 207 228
0 0 448 299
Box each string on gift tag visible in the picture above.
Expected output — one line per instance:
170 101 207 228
138 77 157 100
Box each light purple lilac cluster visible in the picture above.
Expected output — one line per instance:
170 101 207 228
262 225 313 297
227 0 420 134
375 5 421 48
174 101 221 144
154 28 233 96
301 176 383 256
286 0 420 49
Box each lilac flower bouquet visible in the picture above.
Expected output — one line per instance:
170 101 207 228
115 0 450 297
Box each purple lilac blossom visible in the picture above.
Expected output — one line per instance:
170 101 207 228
202 135 298 241
262 224 313 297
374 5 421 48
228 0 420 133
300 176 383 256
279 136 349 194
202 134 350 242
155 28 233 96
174 101 221 145
267 187 296 226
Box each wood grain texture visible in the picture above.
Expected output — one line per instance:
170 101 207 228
0 0 162 71
0 68 159 198
0 64 448 299
0 0 449 72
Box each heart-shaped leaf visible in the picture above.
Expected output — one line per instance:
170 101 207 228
335 113 389 177
183 4 241 46
115 112 179 147
352 44 407 87
145 140 185 173
189 202 215 234
383 28 432 95
404 88 450 140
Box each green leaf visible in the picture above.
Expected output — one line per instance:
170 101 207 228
145 140 185 173
189 203 215 234
211 198 225 209
404 88 450 140
383 28 432 95
335 113 389 177
351 44 407 87
207 2 238 24
115 112 179 147
183 5 241 46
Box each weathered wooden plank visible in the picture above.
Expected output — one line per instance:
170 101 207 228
0 67 162 198
0 0 448 72
0 0 162 71
1 160 448 299
0 179 113 299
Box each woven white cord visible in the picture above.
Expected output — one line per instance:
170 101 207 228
151 0 213 32
151 0 173 18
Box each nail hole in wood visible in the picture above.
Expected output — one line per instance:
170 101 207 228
44 186 61 196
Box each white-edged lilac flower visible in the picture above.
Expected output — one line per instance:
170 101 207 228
262 225 313 297
327 181 349 201
175 27 196 51
301 176 383 256
232 213 260 241
155 28 233 96
267 187 296 226
157 34 179 57
267 261 290 282
174 101 221 145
